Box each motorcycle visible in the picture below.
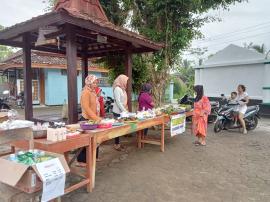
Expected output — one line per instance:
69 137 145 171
214 102 260 133
16 91 25 109
102 92 114 114
0 90 11 110
178 94 219 123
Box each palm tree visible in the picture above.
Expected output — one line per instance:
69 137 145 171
244 42 266 54
251 44 266 54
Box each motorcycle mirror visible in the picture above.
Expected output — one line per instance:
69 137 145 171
3 90 9 95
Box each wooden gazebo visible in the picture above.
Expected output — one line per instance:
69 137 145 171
0 0 163 123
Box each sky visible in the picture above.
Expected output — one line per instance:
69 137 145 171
0 0 270 59
189 0 270 59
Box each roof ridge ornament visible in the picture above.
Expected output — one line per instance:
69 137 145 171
54 0 109 22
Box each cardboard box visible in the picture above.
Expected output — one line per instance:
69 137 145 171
0 112 8 123
0 151 70 194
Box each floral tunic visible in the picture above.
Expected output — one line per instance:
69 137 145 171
193 96 211 137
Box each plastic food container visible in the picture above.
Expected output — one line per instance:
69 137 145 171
33 130 47 139
98 123 113 129
80 123 98 130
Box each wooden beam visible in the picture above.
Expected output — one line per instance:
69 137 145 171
66 24 78 124
61 12 163 51
0 12 62 40
81 43 88 88
22 33 33 120
125 48 132 112
75 29 128 48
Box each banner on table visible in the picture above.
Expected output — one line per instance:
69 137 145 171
170 112 186 136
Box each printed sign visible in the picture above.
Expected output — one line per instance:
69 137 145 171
36 158 66 202
170 112 186 136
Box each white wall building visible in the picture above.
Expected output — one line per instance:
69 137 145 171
195 44 270 104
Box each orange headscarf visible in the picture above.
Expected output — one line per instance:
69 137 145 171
113 74 129 90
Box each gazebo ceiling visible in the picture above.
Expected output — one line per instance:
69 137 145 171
0 3 164 57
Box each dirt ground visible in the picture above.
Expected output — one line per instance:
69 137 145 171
15 107 270 201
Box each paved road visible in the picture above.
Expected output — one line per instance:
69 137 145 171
60 119 270 202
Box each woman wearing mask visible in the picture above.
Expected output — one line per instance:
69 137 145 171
236 84 249 134
77 75 102 166
193 85 211 146
112 74 129 151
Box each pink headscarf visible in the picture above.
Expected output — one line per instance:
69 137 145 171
113 74 129 90
85 74 98 86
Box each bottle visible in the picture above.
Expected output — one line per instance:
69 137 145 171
9 154 17 162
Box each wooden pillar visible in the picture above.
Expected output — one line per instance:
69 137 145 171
81 44 88 88
66 25 78 124
22 33 33 120
39 69 45 105
14 68 17 97
125 48 132 111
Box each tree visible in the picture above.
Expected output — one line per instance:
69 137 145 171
124 0 247 105
0 25 14 61
244 42 267 54
174 59 195 96
46 0 247 105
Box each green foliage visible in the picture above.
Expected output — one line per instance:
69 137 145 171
100 53 149 93
244 42 267 54
0 25 13 61
45 0 57 11
45 0 247 104
174 59 195 96
173 78 187 99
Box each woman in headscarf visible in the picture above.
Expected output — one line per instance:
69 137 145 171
77 75 102 166
138 83 155 136
138 83 155 111
112 74 129 151
193 85 211 146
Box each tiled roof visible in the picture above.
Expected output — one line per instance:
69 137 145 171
0 50 108 72
0 10 164 51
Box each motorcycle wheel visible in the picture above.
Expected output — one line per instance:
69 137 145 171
247 116 258 131
208 114 218 123
214 119 223 133
0 103 10 110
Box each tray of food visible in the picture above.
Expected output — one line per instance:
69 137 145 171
119 117 138 123
80 121 98 130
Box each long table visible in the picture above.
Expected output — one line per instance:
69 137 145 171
9 112 193 193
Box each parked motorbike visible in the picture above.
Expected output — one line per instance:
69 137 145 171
16 91 25 109
0 90 11 110
102 92 114 114
214 102 260 133
178 94 219 123
178 94 194 105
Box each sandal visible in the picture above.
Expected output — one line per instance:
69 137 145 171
193 141 200 145
76 162 87 167
195 142 201 146
114 145 125 151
